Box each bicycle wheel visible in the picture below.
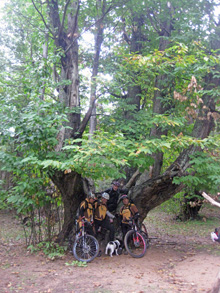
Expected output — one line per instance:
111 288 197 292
141 223 150 248
124 230 147 258
68 230 76 251
73 234 99 262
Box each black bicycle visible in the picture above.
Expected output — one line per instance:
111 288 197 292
73 217 99 262
140 221 150 248
124 218 147 258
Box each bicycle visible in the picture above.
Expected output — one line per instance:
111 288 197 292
73 217 99 262
140 222 150 248
124 218 147 258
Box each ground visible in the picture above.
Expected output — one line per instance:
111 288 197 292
1 206 220 293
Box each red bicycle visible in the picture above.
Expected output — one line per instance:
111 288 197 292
124 218 147 258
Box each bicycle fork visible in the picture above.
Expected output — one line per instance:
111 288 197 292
133 233 140 247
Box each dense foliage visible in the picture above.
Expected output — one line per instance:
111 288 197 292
0 0 220 242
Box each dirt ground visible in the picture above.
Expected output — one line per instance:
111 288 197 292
1 210 220 293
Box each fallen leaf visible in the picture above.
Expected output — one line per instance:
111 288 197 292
93 282 101 287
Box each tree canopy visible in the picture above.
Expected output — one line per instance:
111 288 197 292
0 0 220 242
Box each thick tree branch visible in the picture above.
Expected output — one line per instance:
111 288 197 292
65 4 113 54
122 18 131 44
59 0 72 38
89 0 107 137
71 0 80 37
31 0 54 36
125 169 140 189
74 97 97 138
201 192 220 208
107 90 127 99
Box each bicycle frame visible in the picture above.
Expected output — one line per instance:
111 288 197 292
128 218 140 232
124 218 147 258
73 217 99 262
75 216 88 237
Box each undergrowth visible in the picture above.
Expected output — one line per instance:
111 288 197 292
27 241 67 260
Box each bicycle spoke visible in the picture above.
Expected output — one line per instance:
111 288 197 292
125 230 146 258
73 235 99 262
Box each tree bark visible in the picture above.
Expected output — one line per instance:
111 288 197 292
129 146 195 221
89 0 106 138
150 10 174 177
124 13 144 120
46 0 80 140
51 171 85 242
43 0 110 242
43 1 84 242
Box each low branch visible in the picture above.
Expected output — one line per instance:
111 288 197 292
202 192 220 208
125 169 140 189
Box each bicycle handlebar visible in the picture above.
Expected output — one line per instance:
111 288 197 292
79 216 93 226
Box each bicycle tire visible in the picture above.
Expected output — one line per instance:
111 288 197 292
68 230 76 251
141 223 148 234
73 234 99 262
141 223 150 248
124 230 147 258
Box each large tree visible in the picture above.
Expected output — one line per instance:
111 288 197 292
0 0 220 242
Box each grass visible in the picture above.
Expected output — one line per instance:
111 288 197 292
0 211 25 245
144 203 220 243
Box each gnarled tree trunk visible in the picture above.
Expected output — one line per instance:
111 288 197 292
51 171 84 242
43 0 109 242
